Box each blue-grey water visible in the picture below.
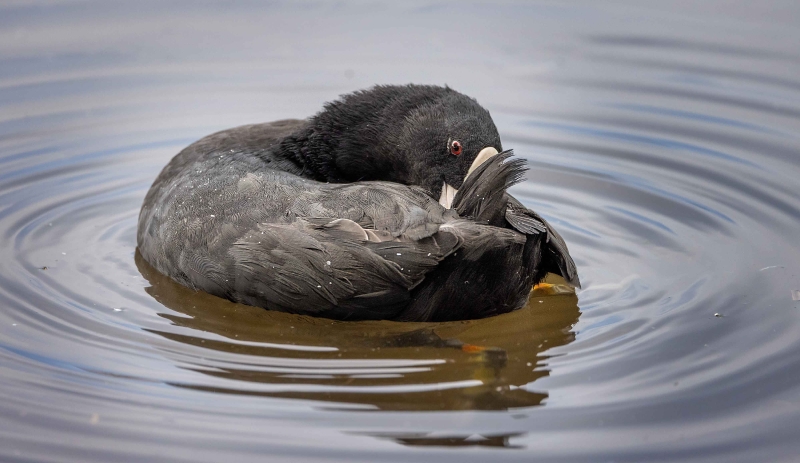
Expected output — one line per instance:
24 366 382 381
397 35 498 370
1 2 800 462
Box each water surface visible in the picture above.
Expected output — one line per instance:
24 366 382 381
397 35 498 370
2 2 800 462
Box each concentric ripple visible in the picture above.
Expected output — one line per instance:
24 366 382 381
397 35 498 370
1 2 800 462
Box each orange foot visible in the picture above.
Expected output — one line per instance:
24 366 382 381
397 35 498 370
461 344 487 353
532 282 556 295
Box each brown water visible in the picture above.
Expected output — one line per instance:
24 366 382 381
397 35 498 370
2 2 800 462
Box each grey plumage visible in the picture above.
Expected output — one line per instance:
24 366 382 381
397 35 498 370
138 85 579 321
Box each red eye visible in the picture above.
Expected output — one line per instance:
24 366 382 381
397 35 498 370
450 140 462 156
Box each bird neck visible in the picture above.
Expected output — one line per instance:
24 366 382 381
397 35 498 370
273 124 343 182
273 85 457 183
273 114 403 184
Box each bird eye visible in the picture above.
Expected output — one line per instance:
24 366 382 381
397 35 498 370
450 140 462 156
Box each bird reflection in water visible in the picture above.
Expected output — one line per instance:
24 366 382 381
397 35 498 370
355 431 526 448
136 250 580 415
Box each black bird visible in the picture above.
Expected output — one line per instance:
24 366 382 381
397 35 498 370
137 84 579 321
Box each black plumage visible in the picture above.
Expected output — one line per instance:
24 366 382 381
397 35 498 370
137 84 579 321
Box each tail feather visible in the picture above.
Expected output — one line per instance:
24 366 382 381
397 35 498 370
454 150 581 290
453 150 526 225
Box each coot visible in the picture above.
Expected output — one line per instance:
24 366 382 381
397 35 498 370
137 85 579 321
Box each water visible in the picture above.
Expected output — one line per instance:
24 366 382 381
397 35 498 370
2 2 800 461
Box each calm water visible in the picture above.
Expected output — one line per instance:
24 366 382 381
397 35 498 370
2 2 800 462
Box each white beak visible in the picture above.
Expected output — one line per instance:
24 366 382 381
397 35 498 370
438 147 500 209
438 182 458 209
